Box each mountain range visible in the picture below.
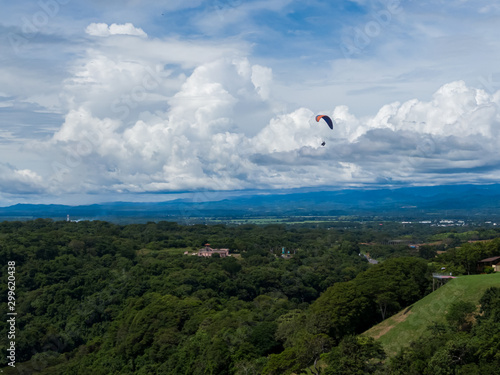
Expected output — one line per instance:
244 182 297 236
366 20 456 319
2 184 500 223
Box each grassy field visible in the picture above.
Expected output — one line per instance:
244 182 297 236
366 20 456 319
363 273 500 356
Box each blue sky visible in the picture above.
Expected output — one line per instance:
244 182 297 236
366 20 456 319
1 0 500 205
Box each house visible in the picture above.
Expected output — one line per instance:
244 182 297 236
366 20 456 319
477 256 500 273
197 244 229 258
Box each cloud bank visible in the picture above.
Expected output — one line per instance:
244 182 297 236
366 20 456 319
36 25 500 198
1 3 500 204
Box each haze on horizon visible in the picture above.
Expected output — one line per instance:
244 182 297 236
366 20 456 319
2 0 500 206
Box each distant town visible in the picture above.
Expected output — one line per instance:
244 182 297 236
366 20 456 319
401 219 497 227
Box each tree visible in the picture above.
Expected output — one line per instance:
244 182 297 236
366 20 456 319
427 334 476 375
309 281 373 339
262 334 331 375
419 245 437 260
375 292 400 321
324 335 385 375
445 300 476 331
478 287 500 322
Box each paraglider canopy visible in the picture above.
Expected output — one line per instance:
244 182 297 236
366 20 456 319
315 115 333 129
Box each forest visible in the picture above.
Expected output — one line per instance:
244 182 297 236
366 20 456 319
1 219 500 374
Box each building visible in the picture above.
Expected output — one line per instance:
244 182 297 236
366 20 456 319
197 244 229 258
432 273 457 291
386 239 411 245
477 256 500 273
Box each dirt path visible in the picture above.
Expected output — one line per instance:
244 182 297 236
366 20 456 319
367 308 412 340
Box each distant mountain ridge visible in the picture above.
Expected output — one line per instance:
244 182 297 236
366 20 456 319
2 184 500 222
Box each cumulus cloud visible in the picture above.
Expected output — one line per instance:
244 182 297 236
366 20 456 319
2 0 500 205
17 25 500 196
252 108 320 153
0 163 45 194
341 81 500 184
43 64 500 195
85 23 147 37
45 56 277 193
251 65 272 100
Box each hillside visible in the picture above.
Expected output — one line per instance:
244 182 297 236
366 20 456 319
3 183 500 222
363 273 500 356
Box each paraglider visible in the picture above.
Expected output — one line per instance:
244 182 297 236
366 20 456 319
316 115 333 129
316 115 333 146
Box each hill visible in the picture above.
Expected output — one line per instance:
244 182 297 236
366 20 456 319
363 273 500 356
2 183 500 222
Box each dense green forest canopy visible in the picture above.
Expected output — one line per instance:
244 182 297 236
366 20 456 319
1 219 500 374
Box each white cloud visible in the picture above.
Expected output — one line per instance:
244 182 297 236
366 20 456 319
85 23 147 37
43 55 279 193
366 81 500 139
0 163 45 194
3 1 500 201
252 108 319 153
0 101 14 108
38 51 500 195
8 14 500 198
195 0 293 35
251 65 272 100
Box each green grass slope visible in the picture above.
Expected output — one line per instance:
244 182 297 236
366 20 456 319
363 273 500 356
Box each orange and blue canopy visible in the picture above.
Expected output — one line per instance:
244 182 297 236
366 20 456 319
315 115 333 129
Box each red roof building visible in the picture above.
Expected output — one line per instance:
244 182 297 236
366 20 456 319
197 244 229 258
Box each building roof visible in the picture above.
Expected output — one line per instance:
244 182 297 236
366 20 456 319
198 245 229 253
478 255 500 263
433 275 456 279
